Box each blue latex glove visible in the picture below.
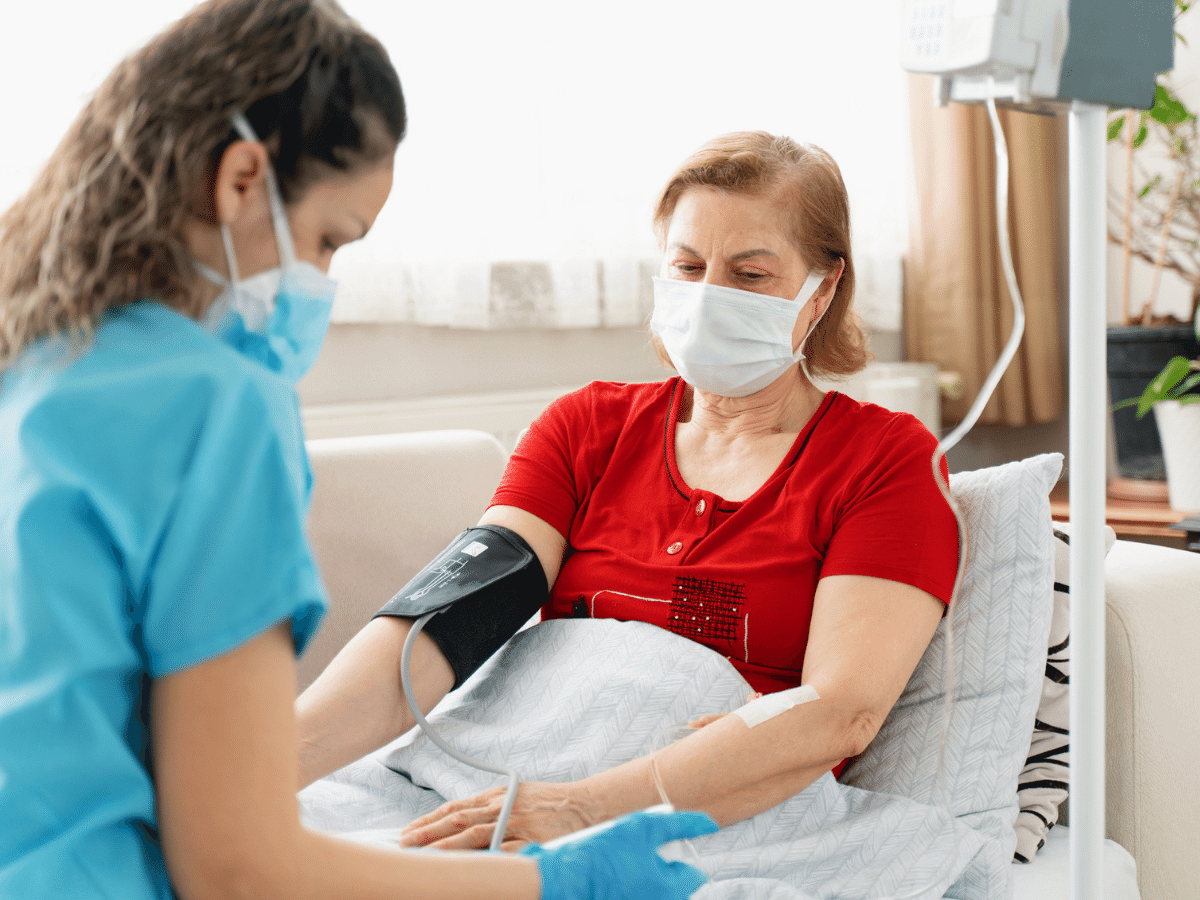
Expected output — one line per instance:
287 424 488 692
520 809 717 900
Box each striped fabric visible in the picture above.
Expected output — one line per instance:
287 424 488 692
1013 524 1115 863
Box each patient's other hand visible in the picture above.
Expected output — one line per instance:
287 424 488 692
398 780 594 851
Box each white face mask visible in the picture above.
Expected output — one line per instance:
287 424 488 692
650 270 828 397
197 114 337 383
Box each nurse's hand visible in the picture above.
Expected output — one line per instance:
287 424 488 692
399 780 593 850
521 809 716 900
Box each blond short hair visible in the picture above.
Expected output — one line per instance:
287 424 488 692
651 131 868 380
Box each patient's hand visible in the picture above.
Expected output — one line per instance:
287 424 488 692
398 780 595 851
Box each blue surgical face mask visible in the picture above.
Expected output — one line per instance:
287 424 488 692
650 271 828 398
197 114 336 383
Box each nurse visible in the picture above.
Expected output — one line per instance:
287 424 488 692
0 2 714 899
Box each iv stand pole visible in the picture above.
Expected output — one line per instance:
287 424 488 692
1067 99 1109 900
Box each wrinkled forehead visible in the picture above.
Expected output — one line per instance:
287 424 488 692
663 187 807 261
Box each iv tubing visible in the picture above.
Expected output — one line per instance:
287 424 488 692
939 92 1027 457
401 611 521 852
925 85 1028 812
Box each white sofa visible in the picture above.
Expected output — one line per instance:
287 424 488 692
301 429 1200 900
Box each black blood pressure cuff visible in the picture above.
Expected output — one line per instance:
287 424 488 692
373 525 549 690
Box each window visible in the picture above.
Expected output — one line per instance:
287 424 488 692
3 1 911 330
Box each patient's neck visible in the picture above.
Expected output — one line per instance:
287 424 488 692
680 369 824 438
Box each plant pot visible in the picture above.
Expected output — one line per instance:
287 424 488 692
1107 323 1200 480
1154 400 1200 511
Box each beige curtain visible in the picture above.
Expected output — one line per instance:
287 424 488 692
905 75 1066 427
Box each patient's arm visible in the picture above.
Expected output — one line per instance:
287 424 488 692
398 574 942 849
296 617 455 787
477 505 568 587
295 505 565 788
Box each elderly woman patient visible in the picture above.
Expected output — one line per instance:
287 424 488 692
296 130 959 848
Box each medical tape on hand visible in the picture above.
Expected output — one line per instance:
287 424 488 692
731 684 819 728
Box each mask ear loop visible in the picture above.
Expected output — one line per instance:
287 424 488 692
219 225 241 286
194 256 233 330
203 115 258 330
230 113 298 270
796 267 833 383
214 222 247 328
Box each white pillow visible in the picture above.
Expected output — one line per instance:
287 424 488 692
841 453 1062 900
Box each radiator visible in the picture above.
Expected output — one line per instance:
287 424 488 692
302 387 569 451
816 362 942 436
302 363 942 451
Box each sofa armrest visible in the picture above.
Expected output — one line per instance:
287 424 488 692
1104 538 1200 900
300 430 508 692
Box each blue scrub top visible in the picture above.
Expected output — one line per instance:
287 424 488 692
0 302 326 898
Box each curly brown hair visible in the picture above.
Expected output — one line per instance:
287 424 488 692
651 131 869 380
0 0 404 371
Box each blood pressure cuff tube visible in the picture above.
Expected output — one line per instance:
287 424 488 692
373 525 549 690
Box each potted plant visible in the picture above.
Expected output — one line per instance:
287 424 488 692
1107 0 1200 490
1112 351 1200 510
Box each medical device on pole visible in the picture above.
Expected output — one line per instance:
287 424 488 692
899 3 1172 897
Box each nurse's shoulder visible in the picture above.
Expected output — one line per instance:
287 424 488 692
1 300 309 530
9 301 296 429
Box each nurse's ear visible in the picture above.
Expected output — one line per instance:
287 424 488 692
211 140 272 228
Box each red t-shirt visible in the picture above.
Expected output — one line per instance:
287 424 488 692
491 378 958 696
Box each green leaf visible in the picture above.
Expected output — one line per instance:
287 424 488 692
1134 122 1149 148
1137 355 1196 416
1139 174 1163 198
1160 356 1196 392
1149 84 1194 126
1168 371 1200 397
1108 115 1127 141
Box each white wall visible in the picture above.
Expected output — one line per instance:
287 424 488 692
299 324 665 407
298 311 1075 475
297 322 925 458
298 323 905 410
